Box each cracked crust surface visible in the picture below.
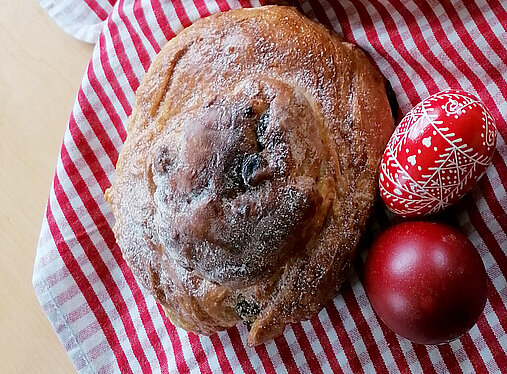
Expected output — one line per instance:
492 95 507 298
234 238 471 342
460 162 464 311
105 5 394 346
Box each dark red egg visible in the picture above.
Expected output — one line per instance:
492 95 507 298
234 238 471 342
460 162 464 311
364 221 488 345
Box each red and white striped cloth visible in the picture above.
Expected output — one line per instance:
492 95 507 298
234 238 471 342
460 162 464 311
33 0 507 372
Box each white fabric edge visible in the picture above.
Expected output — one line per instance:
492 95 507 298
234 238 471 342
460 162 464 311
37 0 106 44
32 216 95 374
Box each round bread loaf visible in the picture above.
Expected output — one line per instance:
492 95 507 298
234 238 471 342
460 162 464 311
105 5 394 346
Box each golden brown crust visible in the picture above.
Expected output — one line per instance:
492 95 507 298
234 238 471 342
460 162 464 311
105 5 394 346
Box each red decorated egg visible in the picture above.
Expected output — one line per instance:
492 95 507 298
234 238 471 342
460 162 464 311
380 89 497 217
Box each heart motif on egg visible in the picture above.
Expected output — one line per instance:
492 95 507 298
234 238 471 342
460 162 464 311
380 89 497 217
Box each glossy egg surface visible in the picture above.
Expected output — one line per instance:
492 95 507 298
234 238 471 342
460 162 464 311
364 221 488 345
380 89 497 217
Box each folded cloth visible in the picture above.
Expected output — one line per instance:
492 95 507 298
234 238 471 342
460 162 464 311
34 0 507 372
38 0 115 43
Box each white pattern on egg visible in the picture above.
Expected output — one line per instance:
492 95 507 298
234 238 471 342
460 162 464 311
379 90 497 217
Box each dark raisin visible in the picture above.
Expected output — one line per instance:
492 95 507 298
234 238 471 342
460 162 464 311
225 154 246 190
154 147 172 173
241 154 264 187
255 112 270 151
243 106 254 118
236 295 260 327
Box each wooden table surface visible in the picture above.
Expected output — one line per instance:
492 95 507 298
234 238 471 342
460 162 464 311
1 1 94 372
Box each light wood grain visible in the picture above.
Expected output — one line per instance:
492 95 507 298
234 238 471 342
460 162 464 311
0 1 94 372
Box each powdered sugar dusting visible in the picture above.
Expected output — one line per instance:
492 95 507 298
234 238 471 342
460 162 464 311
107 6 393 344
